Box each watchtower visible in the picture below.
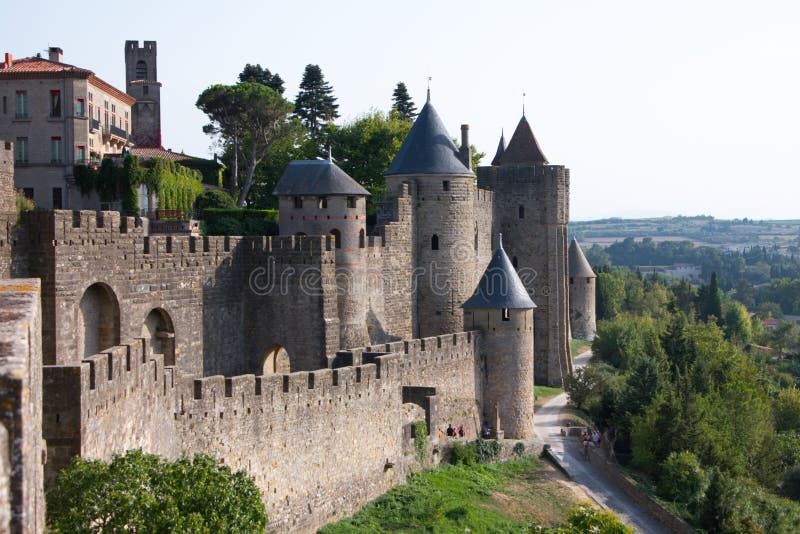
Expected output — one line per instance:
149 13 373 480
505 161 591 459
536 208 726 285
478 115 571 387
384 92 477 338
274 158 371 348
124 40 162 148
568 237 596 340
463 235 536 439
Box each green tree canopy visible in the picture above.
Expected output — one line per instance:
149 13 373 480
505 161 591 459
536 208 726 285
295 64 339 135
47 450 266 533
238 63 285 94
197 83 294 206
391 82 417 120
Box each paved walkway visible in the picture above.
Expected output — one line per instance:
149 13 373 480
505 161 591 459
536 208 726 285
535 351 670 534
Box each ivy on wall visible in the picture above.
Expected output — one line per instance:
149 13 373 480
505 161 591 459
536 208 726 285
73 156 203 218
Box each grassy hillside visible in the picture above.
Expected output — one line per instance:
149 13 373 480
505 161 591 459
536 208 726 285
319 455 594 533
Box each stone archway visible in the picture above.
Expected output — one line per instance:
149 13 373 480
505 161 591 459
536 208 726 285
77 283 120 358
262 344 290 375
141 308 176 366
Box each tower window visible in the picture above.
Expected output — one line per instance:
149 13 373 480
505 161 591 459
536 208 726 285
293 196 302 209
330 229 341 249
135 60 147 80
518 205 524 219
512 256 518 268
318 196 327 209
359 228 365 248
143 85 149 95
442 180 449 191
502 308 510 321
570 277 574 284
347 196 356 209
431 234 439 250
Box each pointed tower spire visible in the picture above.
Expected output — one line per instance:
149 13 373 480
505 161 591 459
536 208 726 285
499 115 548 165
490 129 507 166
569 237 596 278
463 235 536 310
426 76 431 103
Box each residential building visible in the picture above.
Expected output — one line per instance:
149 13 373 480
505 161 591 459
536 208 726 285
0 47 134 209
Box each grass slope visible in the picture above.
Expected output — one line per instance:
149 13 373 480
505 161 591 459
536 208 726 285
320 456 584 533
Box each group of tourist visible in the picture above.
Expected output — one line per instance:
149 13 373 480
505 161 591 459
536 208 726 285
437 424 466 440
581 429 602 460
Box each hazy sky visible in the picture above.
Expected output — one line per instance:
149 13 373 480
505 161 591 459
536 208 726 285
5 0 799 220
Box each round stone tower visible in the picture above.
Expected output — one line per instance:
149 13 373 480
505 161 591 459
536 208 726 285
274 158 371 348
568 237 596 340
463 235 536 439
384 92 477 338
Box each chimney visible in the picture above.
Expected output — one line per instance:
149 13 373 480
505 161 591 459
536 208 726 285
460 124 472 171
2 53 11 68
48 47 63 63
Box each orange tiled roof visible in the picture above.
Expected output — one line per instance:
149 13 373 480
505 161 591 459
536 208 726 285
130 147 205 162
0 56 92 75
0 56 135 106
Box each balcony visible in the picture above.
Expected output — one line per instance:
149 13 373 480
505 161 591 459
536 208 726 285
90 118 100 132
102 125 130 149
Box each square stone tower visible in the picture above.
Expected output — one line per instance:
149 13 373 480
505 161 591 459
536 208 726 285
125 40 162 148
479 116 571 387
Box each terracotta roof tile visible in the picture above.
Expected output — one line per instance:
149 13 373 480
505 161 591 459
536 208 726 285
0 56 92 75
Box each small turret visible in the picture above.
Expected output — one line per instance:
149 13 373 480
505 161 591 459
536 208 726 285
464 235 536 439
568 238 596 340
490 130 506 166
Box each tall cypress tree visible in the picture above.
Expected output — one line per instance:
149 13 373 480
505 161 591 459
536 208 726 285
391 82 417 120
294 64 339 135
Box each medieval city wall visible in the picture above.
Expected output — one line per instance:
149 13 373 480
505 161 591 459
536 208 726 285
178 330 481 533
23 210 338 377
42 338 179 486
0 279 44 533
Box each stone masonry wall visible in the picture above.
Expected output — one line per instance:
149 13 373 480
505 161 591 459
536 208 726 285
42 338 179 487
23 210 337 377
179 330 482 533
0 279 45 533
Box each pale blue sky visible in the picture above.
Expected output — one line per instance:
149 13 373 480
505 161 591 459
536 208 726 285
4 0 799 220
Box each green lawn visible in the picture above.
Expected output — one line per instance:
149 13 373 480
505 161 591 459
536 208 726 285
570 339 592 357
319 456 584 533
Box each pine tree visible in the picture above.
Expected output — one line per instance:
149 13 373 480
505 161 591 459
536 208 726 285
294 64 339 135
391 82 417 120
238 64 285 94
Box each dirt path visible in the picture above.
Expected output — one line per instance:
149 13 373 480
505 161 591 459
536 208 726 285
535 351 671 534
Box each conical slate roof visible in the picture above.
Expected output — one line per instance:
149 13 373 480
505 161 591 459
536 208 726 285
463 235 536 310
569 238 596 278
490 129 506 166
385 95 473 176
499 115 548 165
273 160 370 196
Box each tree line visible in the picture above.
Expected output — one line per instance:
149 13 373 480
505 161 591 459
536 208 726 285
196 63 425 214
567 267 800 532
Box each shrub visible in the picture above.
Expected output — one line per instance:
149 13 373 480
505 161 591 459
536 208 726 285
783 466 800 501
196 189 236 211
513 442 526 458
529 504 633 533
658 451 707 504
47 450 266 533
414 421 428 464
15 192 34 216
203 208 279 236
475 439 501 463
775 388 800 432
450 442 477 466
